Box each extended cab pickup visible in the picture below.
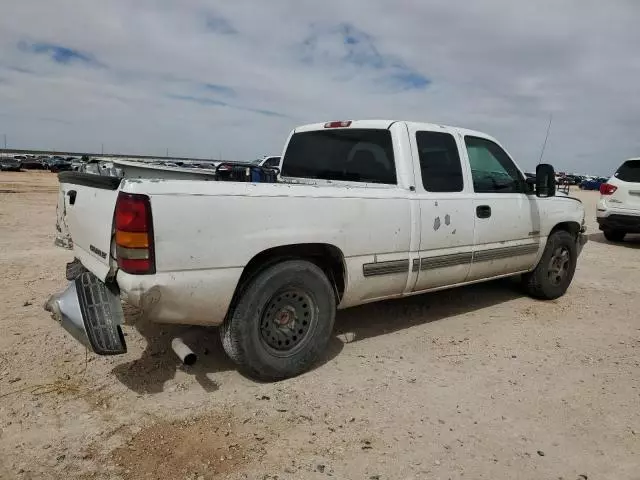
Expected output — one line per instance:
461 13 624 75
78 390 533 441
49 120 587 380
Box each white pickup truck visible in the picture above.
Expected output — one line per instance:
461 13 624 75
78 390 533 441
49 120 587 381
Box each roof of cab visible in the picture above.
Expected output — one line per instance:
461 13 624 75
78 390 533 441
294 120 397 132
293 119 496 141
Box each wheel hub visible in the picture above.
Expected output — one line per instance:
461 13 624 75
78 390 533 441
275 306 296 326
548 246 570 286
260 289 315 353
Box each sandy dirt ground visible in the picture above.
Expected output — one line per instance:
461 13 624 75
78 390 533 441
0 171 638 480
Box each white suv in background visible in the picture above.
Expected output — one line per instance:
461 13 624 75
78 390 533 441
597 158 640 241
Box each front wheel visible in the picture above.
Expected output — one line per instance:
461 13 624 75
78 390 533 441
220 260 336 381
603 230 626 242
522 230 577 300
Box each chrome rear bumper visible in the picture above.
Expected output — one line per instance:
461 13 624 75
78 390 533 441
46 270 127 355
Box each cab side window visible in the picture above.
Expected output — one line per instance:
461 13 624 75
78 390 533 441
416 131 464 192
465 136 524 193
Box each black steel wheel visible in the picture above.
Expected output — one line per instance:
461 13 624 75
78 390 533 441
220 260 336 381
259 288 317 356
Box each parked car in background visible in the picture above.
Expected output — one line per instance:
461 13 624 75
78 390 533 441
0 157 22 171
596 158 640 242
555 174 584 185
71 160 84 171
252 155 281 170
36 156 50 168
49 119 586 381
579 177 608 190
49 157 73 172
21 157 47 169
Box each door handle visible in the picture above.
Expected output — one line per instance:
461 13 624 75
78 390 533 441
476 205 491 219
67 190 77 205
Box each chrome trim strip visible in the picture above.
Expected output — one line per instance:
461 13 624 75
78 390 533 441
366 243 539 278
472 243 538 263
363 259 410 277
420 252 472 270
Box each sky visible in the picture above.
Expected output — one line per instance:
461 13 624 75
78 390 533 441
1 1 639 175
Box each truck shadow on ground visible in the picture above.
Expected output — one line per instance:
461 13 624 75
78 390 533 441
587 232 640 249
333 278 523 344
111 320 347 394
111 320 240 395
112 278 524 394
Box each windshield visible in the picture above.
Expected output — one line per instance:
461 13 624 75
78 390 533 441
281 129 396 184
614 160 640 183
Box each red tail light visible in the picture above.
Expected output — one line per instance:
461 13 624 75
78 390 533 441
599 183 617 195
115 192 155 274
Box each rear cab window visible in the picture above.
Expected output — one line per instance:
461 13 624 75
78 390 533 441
281 129 397 184
614 160 640 183
415 131 464 192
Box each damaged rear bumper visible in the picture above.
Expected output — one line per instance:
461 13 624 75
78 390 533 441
46 266 127 355
54 259 243 329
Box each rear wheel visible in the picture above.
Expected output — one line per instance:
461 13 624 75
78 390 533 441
220 260 336 381
603 230 626 242
522 230 577 300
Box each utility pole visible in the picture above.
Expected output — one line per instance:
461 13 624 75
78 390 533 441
166 148 169 158
3 134 6 151
101 143 104 155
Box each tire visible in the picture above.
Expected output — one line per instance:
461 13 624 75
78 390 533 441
522 230 577 300
220 260 336 381
603 230 626 242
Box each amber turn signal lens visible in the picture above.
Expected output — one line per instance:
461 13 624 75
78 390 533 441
115 230 149 248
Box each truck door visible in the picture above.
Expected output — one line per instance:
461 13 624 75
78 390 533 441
407 126 475 291
462 135 541 281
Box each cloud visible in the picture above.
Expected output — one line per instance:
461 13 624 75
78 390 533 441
168 93 288 119
0 0 639 174
204 13 237 35
203 83 235 96
299 22 430 91
167 94 228 107
242 107 289 119
387 72 431 91
18 41 103 67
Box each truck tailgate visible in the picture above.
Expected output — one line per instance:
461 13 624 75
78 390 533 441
57 172 122 281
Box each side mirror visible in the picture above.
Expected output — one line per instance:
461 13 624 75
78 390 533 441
536 163 556 197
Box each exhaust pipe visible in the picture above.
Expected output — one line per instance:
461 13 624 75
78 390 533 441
171 337 197 366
